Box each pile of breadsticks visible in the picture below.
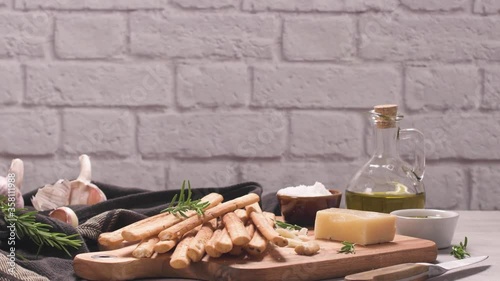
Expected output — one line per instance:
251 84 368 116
98 193 319 269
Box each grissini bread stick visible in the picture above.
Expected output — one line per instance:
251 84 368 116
246 203 288 247
245 228 268 256
132 237 159 258
121 193 223 242
98 193 222 246
230 223 255 256
214 227 233 253
234 209 248 224
158 193 260 241
223 212 251 246
153 239 178 254
170 236 194 269
205 228 223 258
187 219 217 262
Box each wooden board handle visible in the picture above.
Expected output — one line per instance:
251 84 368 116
344 263 429 281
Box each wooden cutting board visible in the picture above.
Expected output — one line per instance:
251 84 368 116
73 234 437 281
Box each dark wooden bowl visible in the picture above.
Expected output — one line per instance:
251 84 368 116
277 190 342 227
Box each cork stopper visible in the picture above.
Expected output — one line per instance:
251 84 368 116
373 104 398 128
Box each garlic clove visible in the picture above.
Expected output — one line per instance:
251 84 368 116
1 159 25 209
31 179 72 211
68 154 107 205
49 207 79 227
86 184 107 205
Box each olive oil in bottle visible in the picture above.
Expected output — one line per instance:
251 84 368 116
345 105 426 213
345 190 425 214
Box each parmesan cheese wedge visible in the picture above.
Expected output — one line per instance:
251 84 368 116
314 208 396 245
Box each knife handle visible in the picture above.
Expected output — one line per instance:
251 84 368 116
344 263 429 281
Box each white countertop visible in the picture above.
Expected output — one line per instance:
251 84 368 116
427 211 498 281
331 210 498 281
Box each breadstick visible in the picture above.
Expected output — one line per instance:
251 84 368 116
230 223 255 256
234 209 248 224
246 203 288 247
245 212 275 256
159 193 260 241
170 236 193 269
205 229 223 258
215 227 233 253
187 219 217 262
122 193 223 242
245 229 268 256
132 237 159 258
223 212 251 246
154 239 178 254
263 212 276 225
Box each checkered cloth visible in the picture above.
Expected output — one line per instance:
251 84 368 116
0 181 268 281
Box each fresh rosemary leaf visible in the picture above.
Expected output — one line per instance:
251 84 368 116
161 180 210 217
275 220 303 231
451 237 471 259
338 241 356 254
0 196 83 257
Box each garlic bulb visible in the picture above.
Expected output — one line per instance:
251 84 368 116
0 159 25 208
31 154 106 211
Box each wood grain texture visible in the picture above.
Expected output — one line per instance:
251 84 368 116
73 234 437 281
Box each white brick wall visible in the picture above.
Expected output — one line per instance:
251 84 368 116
0 0 498 210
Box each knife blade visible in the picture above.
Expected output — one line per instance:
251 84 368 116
344 256 488 281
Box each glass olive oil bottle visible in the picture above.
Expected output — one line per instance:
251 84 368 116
346 105 426 214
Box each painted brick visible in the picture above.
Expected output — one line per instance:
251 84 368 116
0 109 58 155
252 65 400 108
55 14 126 59
91 160 165 191
401 0 469 11
19 158 165 192
483 67 500 110
241 162 360 200
290 112 362 158
471 166 500 210
414 114 500 160
62 109 134 157
423 165 468 210
283 17 355 61
360 15 500 61
242 0 398 12
0 63 22 105
0 12 50 58
26 63 171 106
170 0 239 9
138 112 286 158
15 0 164 10
130 12 276 59
474 0 500 14
20 158 78 193
405 65 480 111
177 64 249 108
168 161 239 190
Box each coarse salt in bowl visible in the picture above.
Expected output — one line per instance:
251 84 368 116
277 182 342 226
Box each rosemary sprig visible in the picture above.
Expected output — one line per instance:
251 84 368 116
451 237 471 260
275 220 303 231
338 241 356 254
161 180 210 217
0 196 82 257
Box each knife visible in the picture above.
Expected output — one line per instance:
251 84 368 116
344 256 488 281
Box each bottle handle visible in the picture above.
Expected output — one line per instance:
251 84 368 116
399 128 425 181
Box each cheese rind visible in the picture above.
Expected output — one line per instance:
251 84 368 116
314 208 396 245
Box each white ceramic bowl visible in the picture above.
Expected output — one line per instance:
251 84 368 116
390 209 459 249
